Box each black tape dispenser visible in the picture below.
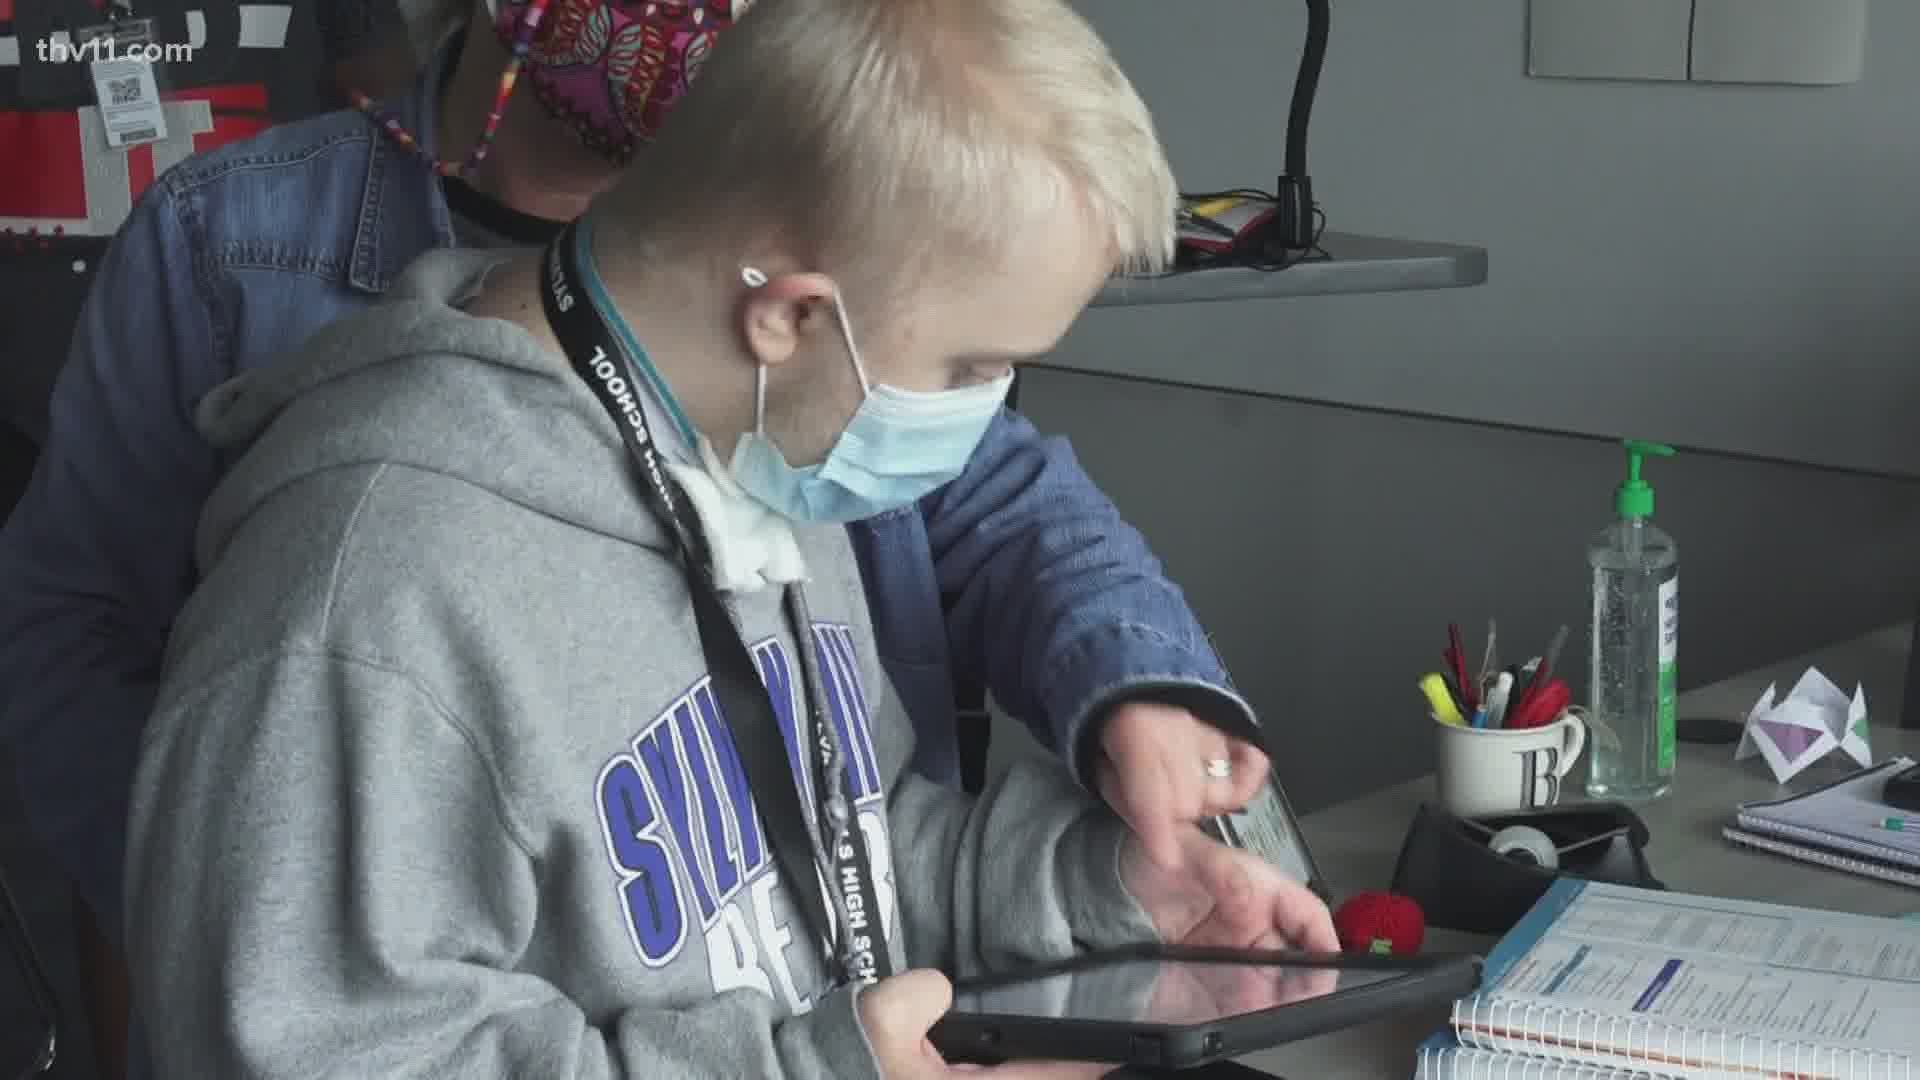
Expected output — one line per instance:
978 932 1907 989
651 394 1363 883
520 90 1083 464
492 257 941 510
1390 802 1664 937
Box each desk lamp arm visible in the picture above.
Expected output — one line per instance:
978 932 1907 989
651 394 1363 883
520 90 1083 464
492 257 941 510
1273 0 1329 252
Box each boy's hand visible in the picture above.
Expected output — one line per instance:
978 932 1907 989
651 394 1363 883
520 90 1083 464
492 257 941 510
1121 828 1339 954
857 969 1110 1079
1096 702 1270 870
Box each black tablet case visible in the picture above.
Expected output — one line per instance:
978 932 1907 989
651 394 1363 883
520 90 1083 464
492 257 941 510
933 945 1481 1070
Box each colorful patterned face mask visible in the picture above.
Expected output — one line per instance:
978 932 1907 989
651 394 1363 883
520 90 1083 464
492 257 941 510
494 0 752 163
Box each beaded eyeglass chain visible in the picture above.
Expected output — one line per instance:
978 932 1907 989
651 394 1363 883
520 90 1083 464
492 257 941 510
350 0 554 177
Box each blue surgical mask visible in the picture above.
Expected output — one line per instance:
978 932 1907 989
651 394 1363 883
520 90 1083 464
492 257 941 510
730 267 1013 524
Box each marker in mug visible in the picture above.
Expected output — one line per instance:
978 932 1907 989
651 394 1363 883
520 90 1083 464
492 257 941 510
1420 674 1465 727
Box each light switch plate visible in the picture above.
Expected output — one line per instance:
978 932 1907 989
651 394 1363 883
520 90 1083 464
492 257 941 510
1528 0 1694 82
1689 0 1868 85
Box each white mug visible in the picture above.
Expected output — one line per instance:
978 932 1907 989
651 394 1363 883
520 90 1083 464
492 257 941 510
1433 709 1588 819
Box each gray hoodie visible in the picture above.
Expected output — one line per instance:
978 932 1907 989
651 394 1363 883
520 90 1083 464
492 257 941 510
125 250 1157 1078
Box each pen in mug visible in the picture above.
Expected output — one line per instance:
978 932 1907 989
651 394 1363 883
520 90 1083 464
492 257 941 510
1447 623 1477 710
1510 679 1571 730
1485 671 1515 728
1512 625 1568 720
1508 659 1539 713
1875 817 1920 832
1440 668 1471 716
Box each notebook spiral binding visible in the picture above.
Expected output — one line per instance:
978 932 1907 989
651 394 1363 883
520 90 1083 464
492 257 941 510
1415 1042 1652 1078
1722 826 1920 888
1739 813 1920 869
1451 996 1916 1079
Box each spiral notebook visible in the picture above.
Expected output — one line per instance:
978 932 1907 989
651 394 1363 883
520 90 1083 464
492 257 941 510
1438 879 1920 1079
1721 757 1920 889
1414 1030 1653 1078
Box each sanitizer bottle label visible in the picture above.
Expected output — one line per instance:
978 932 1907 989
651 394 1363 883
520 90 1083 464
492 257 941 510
1656 572 1679 771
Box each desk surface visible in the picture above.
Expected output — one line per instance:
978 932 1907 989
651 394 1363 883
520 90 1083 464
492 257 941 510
1241 625 1918 1079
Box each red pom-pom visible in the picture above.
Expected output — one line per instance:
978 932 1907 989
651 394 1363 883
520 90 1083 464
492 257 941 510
1333 891 1425 956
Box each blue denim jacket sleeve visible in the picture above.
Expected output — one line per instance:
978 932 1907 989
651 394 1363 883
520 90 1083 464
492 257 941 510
919 404 1257 782
0 183 221 938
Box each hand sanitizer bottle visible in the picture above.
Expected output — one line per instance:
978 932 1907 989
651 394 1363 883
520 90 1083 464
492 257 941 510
1585 440 1679 801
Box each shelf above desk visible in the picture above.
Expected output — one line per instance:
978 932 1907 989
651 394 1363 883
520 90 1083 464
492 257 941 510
1091 232 1488 308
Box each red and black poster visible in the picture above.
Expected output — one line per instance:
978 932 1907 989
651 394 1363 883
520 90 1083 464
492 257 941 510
0 0 324 442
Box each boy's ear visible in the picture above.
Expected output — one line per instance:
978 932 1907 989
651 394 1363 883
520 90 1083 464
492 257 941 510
740 272 838 368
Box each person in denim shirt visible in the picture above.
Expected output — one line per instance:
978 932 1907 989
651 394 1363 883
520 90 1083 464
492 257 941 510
0 0 1276 1040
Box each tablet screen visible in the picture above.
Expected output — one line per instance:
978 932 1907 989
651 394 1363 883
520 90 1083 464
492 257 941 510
952 957 1396 1025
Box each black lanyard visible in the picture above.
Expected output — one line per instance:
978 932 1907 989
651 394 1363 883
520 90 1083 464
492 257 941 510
539 222 891 986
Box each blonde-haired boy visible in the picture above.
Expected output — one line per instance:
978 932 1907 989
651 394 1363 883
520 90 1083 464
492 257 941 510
126 0 1334 1076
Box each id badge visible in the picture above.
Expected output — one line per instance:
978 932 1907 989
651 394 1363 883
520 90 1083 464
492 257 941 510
77 18 170 148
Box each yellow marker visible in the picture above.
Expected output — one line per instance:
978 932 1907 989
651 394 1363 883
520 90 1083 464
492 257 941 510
1420 673 1465 727
1188 196 1240 219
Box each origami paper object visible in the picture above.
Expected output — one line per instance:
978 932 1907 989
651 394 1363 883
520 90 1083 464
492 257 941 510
1735 667 1870 783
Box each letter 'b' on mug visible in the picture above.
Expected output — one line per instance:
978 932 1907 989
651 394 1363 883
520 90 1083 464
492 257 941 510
1432 709 1588 819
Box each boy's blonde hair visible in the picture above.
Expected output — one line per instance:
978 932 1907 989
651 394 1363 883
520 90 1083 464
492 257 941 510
596 0 1176 303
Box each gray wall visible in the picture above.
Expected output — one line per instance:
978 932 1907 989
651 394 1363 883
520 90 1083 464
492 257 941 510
1065 0 1920 477
991 1 1920 812
1012 374 1920 812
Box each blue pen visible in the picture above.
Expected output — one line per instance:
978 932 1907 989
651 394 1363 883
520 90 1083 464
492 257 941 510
1469 707 1489 729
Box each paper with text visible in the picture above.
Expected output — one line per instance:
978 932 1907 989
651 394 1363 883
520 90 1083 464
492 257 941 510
1454 881 1920 1078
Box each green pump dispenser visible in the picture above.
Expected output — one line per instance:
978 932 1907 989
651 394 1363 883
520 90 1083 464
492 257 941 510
1614 440 1675 521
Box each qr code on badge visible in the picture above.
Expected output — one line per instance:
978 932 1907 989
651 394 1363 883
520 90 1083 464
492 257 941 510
108 75 143 105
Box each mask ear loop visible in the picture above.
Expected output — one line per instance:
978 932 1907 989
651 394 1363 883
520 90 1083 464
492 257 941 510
741 267 771 436
828 294 871 395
